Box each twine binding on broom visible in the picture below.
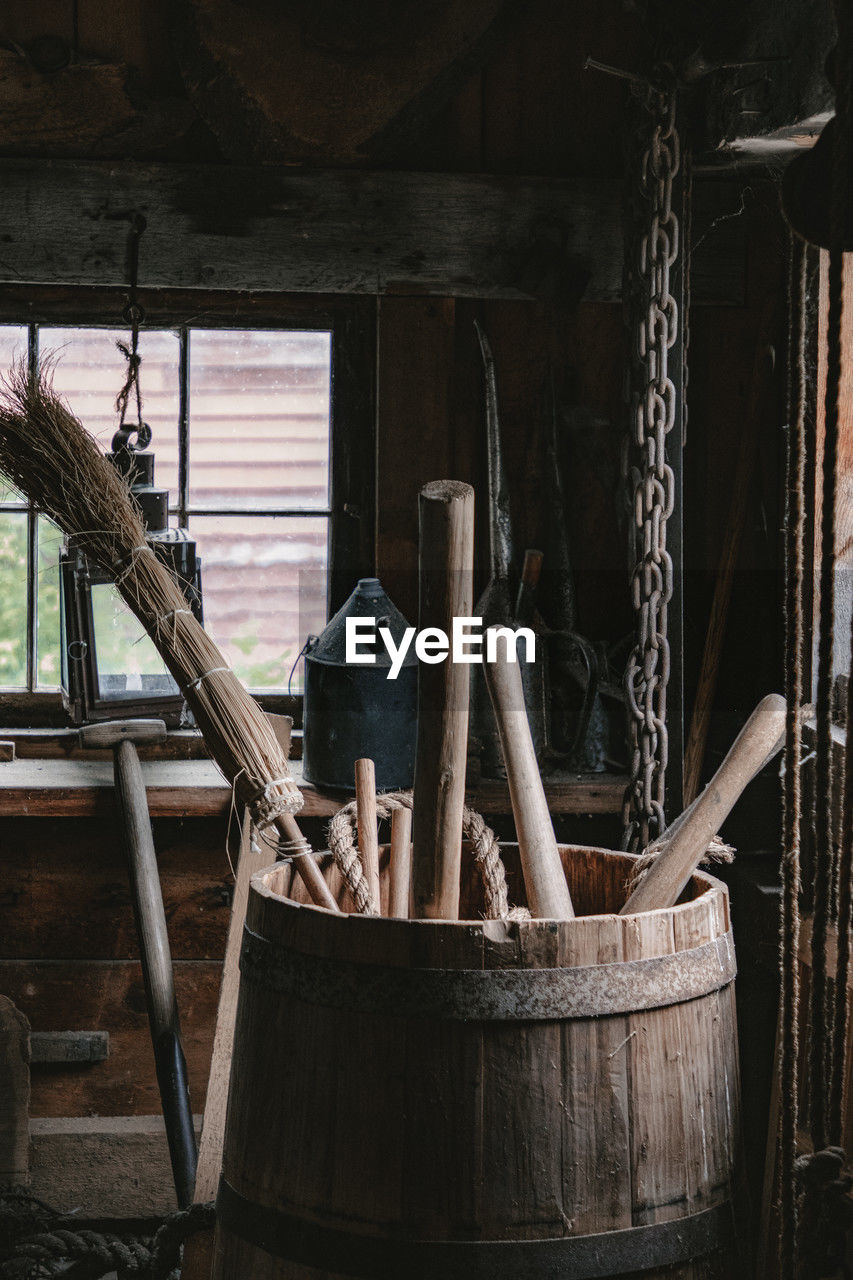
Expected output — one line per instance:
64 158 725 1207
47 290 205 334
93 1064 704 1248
0 362 302 829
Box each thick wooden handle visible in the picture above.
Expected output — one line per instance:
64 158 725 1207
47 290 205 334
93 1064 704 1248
621 692 787 915
412 480 474 920
483 630 574 919
355 757 381 915
389 807 413 920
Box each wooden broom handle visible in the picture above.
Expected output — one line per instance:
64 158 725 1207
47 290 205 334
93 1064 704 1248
621 693 787 915
355 757 381 915
274 813 340 912
412 480 474 920
265 711 340 914
484 630 574 919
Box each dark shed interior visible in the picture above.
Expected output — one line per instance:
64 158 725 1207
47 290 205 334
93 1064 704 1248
0 3 844 1278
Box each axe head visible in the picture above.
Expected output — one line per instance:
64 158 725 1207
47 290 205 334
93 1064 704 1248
78 718 168 749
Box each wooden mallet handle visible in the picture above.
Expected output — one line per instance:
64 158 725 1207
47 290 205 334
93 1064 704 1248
355 757 381 915
389 807 413 920
484 628 575 919
412 480 474 920
621 692 787 915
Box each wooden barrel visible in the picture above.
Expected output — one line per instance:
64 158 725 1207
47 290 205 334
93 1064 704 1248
212 844 744 1280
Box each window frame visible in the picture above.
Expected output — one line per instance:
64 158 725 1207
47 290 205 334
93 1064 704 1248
0 286 377 727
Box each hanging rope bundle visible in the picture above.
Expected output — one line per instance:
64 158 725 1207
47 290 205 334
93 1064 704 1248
778 4 853 1274
778 231 810 1280
0 364 302 830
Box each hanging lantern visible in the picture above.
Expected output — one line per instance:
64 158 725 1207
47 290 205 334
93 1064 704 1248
60 213 203 726
60 431 203 726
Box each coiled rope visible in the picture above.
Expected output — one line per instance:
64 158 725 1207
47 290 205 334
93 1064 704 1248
0 1189 214 1280
327 790 528 920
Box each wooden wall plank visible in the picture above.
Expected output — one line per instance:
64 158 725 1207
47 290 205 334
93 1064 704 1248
1 1 74 47
1 961 219 1117
30 1115 202 1218
1 816 232 961
376 296 460 619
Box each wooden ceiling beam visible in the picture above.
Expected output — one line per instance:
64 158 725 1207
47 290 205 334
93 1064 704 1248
0 159 742 305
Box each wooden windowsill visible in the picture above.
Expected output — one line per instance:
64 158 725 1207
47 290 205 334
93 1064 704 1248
0 757 627 819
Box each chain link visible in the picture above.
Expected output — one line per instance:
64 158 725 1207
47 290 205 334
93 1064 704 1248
622 85 682 851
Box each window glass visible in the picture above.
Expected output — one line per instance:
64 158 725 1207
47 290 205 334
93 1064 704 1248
191 514 327 690
36 517 62 689
0 323 336 701
189 330 331 512
0 511 28 687
90 582 179 698
38 327 181 497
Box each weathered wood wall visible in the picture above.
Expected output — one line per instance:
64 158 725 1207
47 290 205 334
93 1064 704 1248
0 0 787 1120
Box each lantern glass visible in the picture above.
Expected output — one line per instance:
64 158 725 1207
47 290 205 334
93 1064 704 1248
90 582 179 700
60 529 202 726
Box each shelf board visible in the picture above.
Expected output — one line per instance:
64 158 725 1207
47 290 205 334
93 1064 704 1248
0 758 626 819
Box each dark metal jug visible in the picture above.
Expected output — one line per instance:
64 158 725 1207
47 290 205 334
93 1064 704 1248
302 578 417 792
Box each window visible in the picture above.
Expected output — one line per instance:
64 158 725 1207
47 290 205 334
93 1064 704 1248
0 294 375 724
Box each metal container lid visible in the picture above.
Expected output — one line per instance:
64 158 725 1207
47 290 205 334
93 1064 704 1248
307 577 416 669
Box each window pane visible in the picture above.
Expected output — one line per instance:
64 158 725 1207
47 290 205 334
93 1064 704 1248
90 582 179 698
192 514 327 690
36 517 62 689
189 330 331 512
38 327 180 497
0 326 28 503
0 511 28 687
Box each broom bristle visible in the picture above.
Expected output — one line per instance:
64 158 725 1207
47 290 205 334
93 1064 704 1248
0 361 302 822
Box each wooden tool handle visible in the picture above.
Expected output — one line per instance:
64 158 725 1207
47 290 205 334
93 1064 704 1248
355 757 382 915
389 807 413 919
270 714 340 914
275 814 341 913
412 480 474 920
484 629 574 919
621 692 787 915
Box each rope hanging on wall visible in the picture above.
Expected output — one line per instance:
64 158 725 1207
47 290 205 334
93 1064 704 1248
779 3 853 1274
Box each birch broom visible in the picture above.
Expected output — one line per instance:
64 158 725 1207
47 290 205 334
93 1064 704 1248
0 364 342 904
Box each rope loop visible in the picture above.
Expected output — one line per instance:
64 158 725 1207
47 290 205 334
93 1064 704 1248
327 790 527 921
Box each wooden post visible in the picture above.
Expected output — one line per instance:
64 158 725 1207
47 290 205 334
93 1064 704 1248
355 758 381 914
483 630 574 919
389 807 413 919
622 693 787 914
412 480 474 920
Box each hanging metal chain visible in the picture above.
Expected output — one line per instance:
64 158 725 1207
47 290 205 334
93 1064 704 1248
622 82 682 851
